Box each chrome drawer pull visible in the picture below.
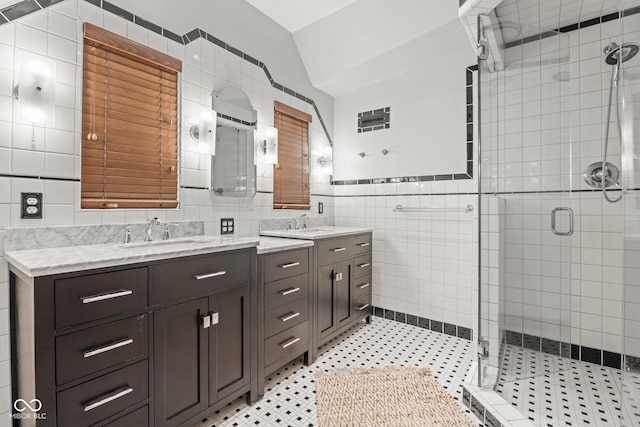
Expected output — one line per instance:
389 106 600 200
331 247 346 252
280 312 300 322
357 303 370 311
83 386 133 412
356 242 370 247
81 289 132 304
357 283 370 289
83 338 134 358
279 287 300 296
279 262 300 269
358 263 370 268
280 337 301 349
194 271 226 280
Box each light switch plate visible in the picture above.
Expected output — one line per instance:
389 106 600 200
21 192 43 219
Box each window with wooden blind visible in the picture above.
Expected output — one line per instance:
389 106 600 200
273 101 312 210
81 23 182 209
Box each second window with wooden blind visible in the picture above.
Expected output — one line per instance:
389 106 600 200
273 101 312 210
81 23 182 209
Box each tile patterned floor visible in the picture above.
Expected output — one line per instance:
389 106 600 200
495 344 640 427
194 317 482 427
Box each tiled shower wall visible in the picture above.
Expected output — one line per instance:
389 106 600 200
0 0 334 422
480 11 640 361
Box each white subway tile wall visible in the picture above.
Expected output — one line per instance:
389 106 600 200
0 1 334 422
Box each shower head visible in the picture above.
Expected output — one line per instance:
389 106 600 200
603 42 639 65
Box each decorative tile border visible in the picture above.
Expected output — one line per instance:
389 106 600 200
0 0 333 145
462 387 504 427
357 107 390 133
504 329 635 370
332 64 477 186
372 306 473 341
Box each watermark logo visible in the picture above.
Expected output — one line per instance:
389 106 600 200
11 398 46 420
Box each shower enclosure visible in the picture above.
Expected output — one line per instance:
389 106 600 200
477 2 640 426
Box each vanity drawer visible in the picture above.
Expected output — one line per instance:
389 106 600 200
264 274 309 311
153 250 250 304
57 360 148 427
353 275 371 300
56 314 149 385
353 234 371 255
317 236 354 265
102 406 148 427
264 321 309 368
264 298 308 338
264 248 309 283
353 294 372 317
353 255 371 278
55 267 148 329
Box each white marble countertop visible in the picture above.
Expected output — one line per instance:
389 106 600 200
256 236 314 254
6 236 260 277
260 226 373 240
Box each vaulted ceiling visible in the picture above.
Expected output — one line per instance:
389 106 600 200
246 0 473 97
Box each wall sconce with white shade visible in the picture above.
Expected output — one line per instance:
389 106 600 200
317 145 333 175
189 110 216 154
14 52 56 126
255 125 278 165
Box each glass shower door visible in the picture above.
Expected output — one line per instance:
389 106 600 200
477 13 573 391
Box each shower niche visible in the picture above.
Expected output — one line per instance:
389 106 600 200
210 85 257 198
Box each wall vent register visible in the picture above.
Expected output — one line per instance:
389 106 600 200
357 107 390 133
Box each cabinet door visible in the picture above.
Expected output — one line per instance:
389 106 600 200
154 299 209 427
209 286 250 404
335 260 352 329
317 264 335 341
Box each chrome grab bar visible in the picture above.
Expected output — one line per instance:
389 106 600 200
279 262 300 269
83 338 134 358
280 312 300 322
279 287 300 296
280 337 301 349
83 386 133 412
194 271 226 280
81 289 132 304
551 207 574 236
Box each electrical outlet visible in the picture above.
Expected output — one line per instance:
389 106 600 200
318 202 324 214
21 193 43 219
221 218 234 235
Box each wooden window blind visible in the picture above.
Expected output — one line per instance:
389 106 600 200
273 101 312 210
81 23 182 209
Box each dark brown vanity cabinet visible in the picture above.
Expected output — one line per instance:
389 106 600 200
10 247 256 427
315 233 372 348
257 247 313 398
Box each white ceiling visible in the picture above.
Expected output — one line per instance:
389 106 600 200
245 0 473 97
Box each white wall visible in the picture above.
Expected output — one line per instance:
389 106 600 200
0 1 334 423
333 49 475 181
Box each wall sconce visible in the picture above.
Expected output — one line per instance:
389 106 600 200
256 125 278 165
189 110 216 154
14 53 56 126
317 145 333 175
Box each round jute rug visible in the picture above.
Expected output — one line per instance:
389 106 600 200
315 366 476 427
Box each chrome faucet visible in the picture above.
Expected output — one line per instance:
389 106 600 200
144 217 160 242
162 223 178 240
295 214 309 230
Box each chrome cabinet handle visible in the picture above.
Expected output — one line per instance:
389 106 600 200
83 386 133 412
356 242 370 247
81 289 132 304
551 207 574 236
357 283 370 289
280 337 301 349
279 262 300 269
331 247 346 252
83 338 134 358
357 303 370 311
194 271 226 280
279 287 300 296
358 263 370 268
280 312 300 322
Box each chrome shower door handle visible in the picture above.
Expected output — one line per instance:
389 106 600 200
551 207 574 236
